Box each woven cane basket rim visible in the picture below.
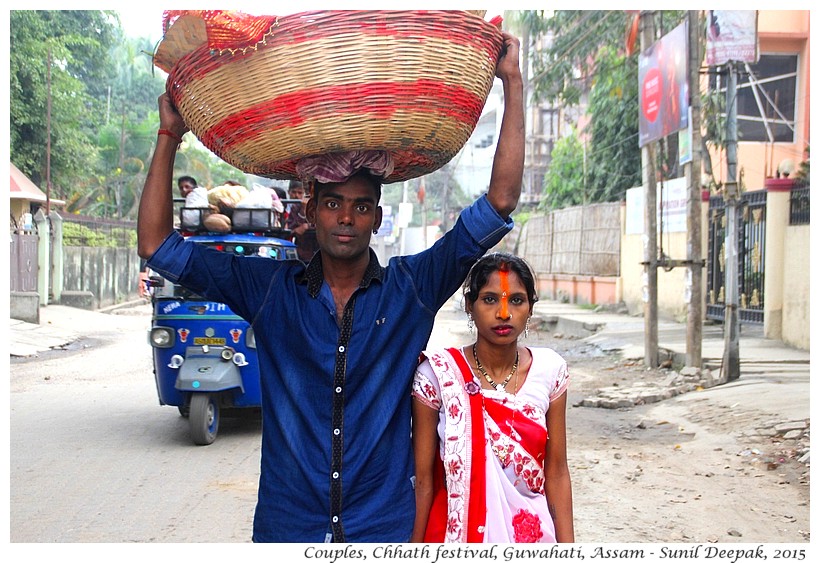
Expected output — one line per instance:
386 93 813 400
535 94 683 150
157 10 503 184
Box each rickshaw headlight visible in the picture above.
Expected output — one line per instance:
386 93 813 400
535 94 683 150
232 352 248 367
149 327 174 348
245 328 256 349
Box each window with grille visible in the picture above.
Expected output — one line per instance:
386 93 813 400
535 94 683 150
710 53 798 143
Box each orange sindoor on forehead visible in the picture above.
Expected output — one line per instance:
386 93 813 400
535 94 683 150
499 269 510 318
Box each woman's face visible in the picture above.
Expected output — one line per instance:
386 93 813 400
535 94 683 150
468 269 531 345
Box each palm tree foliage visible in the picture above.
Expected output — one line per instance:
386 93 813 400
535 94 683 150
10 10 248 219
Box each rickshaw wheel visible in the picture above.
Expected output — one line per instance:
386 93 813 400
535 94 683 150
190 393 219 445
178 405 190 418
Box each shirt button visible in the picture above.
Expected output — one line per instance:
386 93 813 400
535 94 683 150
333 472 339 479
334 428 340 436
332 516 339 523
335 386 342 393
338 345 345 353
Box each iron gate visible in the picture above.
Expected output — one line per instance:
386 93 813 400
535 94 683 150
706 190 767 324
10 229 39 292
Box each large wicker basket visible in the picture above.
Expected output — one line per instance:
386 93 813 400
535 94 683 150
155 10 504 183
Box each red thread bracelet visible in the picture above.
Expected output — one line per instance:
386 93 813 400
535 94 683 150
158 128 183 143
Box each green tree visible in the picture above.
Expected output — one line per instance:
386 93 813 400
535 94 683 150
10 10 115 195
417 163 472 231
527 10 685 205
539 129 586 210
83 19 167 218
529 10 625 107
584 46 641 202
11 10 169 218
172 141 250 190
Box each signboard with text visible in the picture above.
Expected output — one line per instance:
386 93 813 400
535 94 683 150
625 177 688 235
705 10 759 66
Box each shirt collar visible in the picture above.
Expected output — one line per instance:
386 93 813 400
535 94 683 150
298 249 385 298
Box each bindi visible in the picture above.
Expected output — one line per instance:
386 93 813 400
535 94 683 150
499 269 510 318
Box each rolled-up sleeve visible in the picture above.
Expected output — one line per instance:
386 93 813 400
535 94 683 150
145 231 193 283
458 194 514 249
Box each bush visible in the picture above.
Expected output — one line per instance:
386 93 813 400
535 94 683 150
62 221 137 248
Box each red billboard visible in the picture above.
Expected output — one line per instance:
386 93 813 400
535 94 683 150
638 21 689 148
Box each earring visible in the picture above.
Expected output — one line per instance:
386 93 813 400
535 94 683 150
467 313 474 335
524 316 531 339
373 228 379 234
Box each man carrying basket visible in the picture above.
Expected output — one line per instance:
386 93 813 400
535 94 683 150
138 30 524 543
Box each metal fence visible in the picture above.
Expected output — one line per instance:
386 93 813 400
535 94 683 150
10 231 39 292
706 190 767 324
789 185 810 225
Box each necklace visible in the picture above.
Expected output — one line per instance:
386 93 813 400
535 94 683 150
472 344 519 392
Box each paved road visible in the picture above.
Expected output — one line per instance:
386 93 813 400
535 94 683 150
10 300 810 548
10 303 261 543
8 300 478 544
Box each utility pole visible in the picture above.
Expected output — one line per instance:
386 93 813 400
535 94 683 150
640 10 659 368
46 46 52 216
118 106 127 218
722 63 741 381
685 10 704 368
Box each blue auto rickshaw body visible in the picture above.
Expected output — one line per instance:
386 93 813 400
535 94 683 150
148 227 298 444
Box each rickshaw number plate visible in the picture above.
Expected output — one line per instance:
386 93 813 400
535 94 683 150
194 337 226 345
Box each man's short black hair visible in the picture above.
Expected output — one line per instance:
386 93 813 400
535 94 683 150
178 175 197 186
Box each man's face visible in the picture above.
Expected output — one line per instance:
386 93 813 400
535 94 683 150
307 175 382 263
178 180 196 198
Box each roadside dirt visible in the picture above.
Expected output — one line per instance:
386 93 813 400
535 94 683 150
13 302 810 545
530 331 810 544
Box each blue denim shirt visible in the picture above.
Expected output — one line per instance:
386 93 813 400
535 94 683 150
147 194 512 542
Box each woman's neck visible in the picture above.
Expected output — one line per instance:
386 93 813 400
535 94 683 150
469 341 519 377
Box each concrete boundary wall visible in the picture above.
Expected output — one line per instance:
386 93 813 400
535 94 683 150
62 246 142 309
781 224 810 349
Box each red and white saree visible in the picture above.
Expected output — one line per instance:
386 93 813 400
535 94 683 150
413 347 569 543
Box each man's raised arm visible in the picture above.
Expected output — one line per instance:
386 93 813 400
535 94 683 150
137 93 190 259
485 31 525 220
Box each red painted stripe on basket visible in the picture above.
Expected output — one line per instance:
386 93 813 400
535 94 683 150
199 80 484 151
267 11 501 56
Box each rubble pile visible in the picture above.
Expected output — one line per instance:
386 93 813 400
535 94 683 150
739 418 811 467
577 366 718 409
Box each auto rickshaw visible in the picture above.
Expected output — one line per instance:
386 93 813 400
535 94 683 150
147 204 298 445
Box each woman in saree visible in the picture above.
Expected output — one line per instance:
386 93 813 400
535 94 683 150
411 252 574 543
